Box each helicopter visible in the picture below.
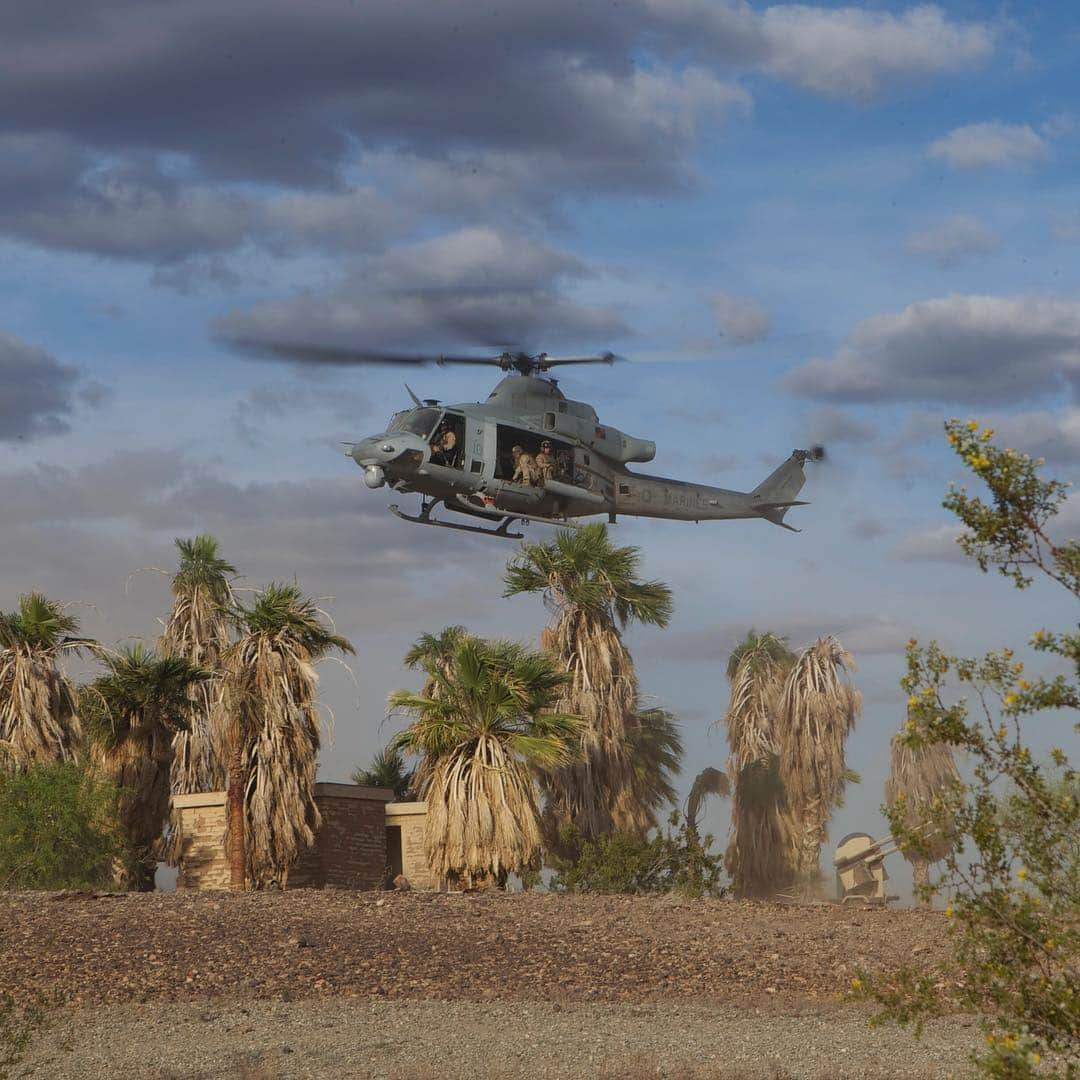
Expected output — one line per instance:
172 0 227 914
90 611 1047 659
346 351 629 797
239 343 823 539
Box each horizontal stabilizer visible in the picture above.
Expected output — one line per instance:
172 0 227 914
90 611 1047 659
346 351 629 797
752 500 808 512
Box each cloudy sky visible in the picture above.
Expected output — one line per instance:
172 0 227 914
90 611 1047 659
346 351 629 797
4 0 1079 888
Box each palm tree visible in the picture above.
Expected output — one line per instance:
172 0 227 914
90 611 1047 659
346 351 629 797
351 745 414 801
158 535 237 865
627 706 684 828
777 636 862 882
504 524 673 850
225 582 354 889
722 630 798 897
885 730 961 902
390 636 580 888
0 593 93 771
81 644 210 890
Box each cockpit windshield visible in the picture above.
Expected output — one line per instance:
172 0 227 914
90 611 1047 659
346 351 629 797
387 407 441 439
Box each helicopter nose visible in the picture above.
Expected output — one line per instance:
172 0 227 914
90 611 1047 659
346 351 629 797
348 433 426 469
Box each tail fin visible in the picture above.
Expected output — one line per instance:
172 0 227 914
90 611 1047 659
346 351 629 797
750 449 819 530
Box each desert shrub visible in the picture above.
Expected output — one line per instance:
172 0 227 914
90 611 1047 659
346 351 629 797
857 420 1079 1078
549 812 726 898
0 761 126 889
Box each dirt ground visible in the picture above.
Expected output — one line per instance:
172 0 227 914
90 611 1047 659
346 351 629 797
5 890 980 1078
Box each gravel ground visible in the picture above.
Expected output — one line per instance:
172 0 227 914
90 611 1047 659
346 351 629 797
1 890 956 1009
18 999 983 1079
5 890 980 1078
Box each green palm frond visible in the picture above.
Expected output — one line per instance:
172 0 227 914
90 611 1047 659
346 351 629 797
504 523 672 629
726 630 794 681
231 582 354 657
628 707 684 819
351 745 414 800
390 635 582 884
172 535 237 602
404 626 471 669
0 593 92 652
81 644 211 750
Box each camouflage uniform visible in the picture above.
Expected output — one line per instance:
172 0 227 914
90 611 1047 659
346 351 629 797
534 442 556 485
511 445 535 485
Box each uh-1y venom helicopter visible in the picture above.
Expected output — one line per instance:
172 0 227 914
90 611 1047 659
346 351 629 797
318 348 823 539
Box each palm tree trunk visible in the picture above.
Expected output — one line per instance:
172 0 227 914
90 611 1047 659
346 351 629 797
912 858 931 904
227 743 246 890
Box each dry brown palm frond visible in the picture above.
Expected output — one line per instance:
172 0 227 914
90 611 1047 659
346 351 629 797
686 766 730 834
540 607 642 849
777 636 862 881
0 594 92 771
225 582 352 889
721 631 797 898
425 734 543 885
156 537 237 865
722 631 792 771
227 633 322 888
723 757 796 897
392 635 578 887
885 730 961 894
504 525 672 854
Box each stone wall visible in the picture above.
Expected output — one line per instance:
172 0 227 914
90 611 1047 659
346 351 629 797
173 783 393 891
173 792 229 890
385 801 442 891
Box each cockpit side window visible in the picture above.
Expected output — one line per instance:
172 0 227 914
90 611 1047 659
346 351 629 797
429 411 466 469
388 407 441 438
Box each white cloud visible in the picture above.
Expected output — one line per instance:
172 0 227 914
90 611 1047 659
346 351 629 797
760 4 994 101
711 291 770 345
216 227 627 355
927 121 1049 171
786 294 1080 405
905 214 1000 268
976 406 1080 464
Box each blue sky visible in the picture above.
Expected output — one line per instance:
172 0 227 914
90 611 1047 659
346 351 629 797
3 0 1079 892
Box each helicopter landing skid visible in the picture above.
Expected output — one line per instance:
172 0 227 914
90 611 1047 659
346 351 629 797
388 501 525 540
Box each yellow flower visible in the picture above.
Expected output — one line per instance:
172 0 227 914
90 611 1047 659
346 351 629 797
1017 867 1028 881
1044 938 1056 950
998 726 1008 739
1019 679 1030 690
851 977 863 991
948 433 959 446
908 695 919 708
1004 693 1018 708
981 427 994 439
1029 1052 1041 1065
945 904 955 918
967 419 979 431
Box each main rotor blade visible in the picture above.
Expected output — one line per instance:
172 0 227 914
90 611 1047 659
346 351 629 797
538 352 618 368
227 340 439 366
224 338 621 372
